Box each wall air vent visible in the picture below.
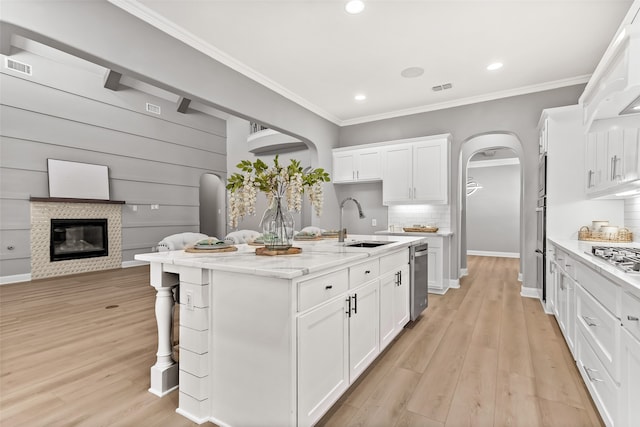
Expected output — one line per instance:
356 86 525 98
5 58 32 75
146 102 161 115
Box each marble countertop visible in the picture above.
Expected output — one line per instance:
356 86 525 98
375 229 454 237
548 238 640 297
135 234 427 280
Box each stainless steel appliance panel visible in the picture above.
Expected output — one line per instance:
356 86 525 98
410 243 429 320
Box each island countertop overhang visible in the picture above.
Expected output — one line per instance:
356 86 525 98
134 234 427 280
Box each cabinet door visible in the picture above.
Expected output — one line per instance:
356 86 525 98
427 246 443 291
586 133 598 190
297 298 349 427
394 265 410 330
379 271 396 350
620 328 640 427
621 128 639 183
333 152 356 183
356 150 382 181
556 272 568 336
348 280 379 382
413 140 448 203
383 144 413 204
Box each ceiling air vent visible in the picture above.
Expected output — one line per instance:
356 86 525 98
145 102 161 115
5 58 32 76
432 83 453 92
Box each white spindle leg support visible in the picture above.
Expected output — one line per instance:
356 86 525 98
148 263 180 396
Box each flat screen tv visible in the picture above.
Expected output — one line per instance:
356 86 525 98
47 159 110 200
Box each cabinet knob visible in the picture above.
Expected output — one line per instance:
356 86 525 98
325 285 333 290
364 270 371 274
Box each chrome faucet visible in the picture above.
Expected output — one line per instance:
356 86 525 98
339 197 365 242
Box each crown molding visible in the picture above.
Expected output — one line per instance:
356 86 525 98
108 0 342 125
341 75 591 126
109 1 590 128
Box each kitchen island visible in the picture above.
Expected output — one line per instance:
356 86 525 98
135 234 427 426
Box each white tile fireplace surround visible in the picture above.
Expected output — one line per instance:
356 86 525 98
30 198 123 279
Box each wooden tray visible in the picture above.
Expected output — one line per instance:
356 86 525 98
185 246 238 253
403 227 439 233
578 226 632 243
247 241 265 246
294 236 323 241
256 247 302 256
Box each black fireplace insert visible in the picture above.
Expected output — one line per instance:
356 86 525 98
50 218 108 262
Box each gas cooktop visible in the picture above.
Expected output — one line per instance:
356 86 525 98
590 246 640 273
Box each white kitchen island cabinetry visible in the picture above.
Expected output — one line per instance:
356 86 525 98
332 146 382 183
382 134 450 205
136 236 422 427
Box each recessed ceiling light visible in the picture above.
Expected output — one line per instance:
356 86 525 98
487 62 503 71
354 94 366 101
345 1 365 14
401 67 425 78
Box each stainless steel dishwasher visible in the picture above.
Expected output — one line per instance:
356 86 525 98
410 242 429 320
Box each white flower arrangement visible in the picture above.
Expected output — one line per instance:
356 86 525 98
226 156 331 228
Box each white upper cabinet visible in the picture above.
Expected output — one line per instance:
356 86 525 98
332 147 382 183
585 123 640 197
382 135 450 205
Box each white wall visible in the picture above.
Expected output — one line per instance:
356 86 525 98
624 197 640 241
467 163 520 254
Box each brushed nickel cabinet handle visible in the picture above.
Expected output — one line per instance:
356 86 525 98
628 315 639 321
583 366 604 382
582 315 598 327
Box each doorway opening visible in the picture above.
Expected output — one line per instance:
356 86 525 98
199 173 226 239
458 132 524 282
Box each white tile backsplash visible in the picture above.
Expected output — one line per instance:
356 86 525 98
624 197 640 242
388 205 451 230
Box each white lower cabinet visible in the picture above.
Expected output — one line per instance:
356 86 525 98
348 280 380 381
297 297 349 427
296 248 410 426
620 328 640 427
547 241 640 427
576 328 618 427
379 264 410 351
620 290 640 427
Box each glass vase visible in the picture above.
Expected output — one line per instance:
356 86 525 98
260 196 295 250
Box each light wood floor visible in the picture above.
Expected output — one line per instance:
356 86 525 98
0 256 602 426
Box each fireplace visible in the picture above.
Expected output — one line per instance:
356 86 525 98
50 218 108 262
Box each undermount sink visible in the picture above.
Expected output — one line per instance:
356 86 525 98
345 241 395 248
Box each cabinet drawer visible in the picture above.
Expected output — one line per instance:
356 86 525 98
298 269 349 312
380 249 408 273
622 290 640 342
577 262 620 317
349 260 379 289
576 284 620 381
576 329 617 427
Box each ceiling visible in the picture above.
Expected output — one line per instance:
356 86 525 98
112 0 634 126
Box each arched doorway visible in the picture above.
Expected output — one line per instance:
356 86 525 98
199 173 226 238
458 132 525 281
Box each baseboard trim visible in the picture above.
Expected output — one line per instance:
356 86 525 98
517 272 523 282
122 260 148 268
428 287 448 295
0 273 32 285
520 285 542 299
449 279 460 289
459 268 468 277
468 250 520 258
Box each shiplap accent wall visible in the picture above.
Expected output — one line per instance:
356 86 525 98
0 51 227 278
